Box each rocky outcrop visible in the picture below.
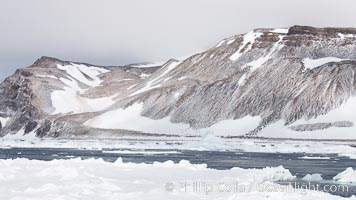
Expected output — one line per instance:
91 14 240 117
289 121 354 132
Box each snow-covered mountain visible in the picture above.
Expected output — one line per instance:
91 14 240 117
2 25 356 139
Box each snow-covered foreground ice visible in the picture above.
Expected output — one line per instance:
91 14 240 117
0 158 353 200
334 168 356 183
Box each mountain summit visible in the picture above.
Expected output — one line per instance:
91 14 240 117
2 25 356 140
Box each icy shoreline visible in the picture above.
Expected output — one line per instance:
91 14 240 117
1 135 356 159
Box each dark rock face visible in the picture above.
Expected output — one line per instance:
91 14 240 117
24 121 38 134
1 26 356 138
333 121 354 127
35 120 51 138
31 56 69 68
289 121 354 132
287 25 356 37
0 69 41 136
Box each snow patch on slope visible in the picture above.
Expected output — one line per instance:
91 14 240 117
131 61 165 68
140 73 150 79
57 63 109 87
51 63 115 115
337 33 356 39
303 57 347 69
226 38 236 44
230 31 263 61
4 125 38 140
270 28 289 34
84 103 261 136
36 74 58 79
51 91 116 115
215 36 235 47
130 60 181 96
242 35 285 72
84 103 194 135
0 117 10 127
215 40 225 47
201 116 261 137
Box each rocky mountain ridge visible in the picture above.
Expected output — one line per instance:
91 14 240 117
2 25 356 139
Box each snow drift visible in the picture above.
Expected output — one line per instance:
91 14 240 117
0 158 352 200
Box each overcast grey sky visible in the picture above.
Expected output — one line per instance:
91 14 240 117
1 0 356 81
